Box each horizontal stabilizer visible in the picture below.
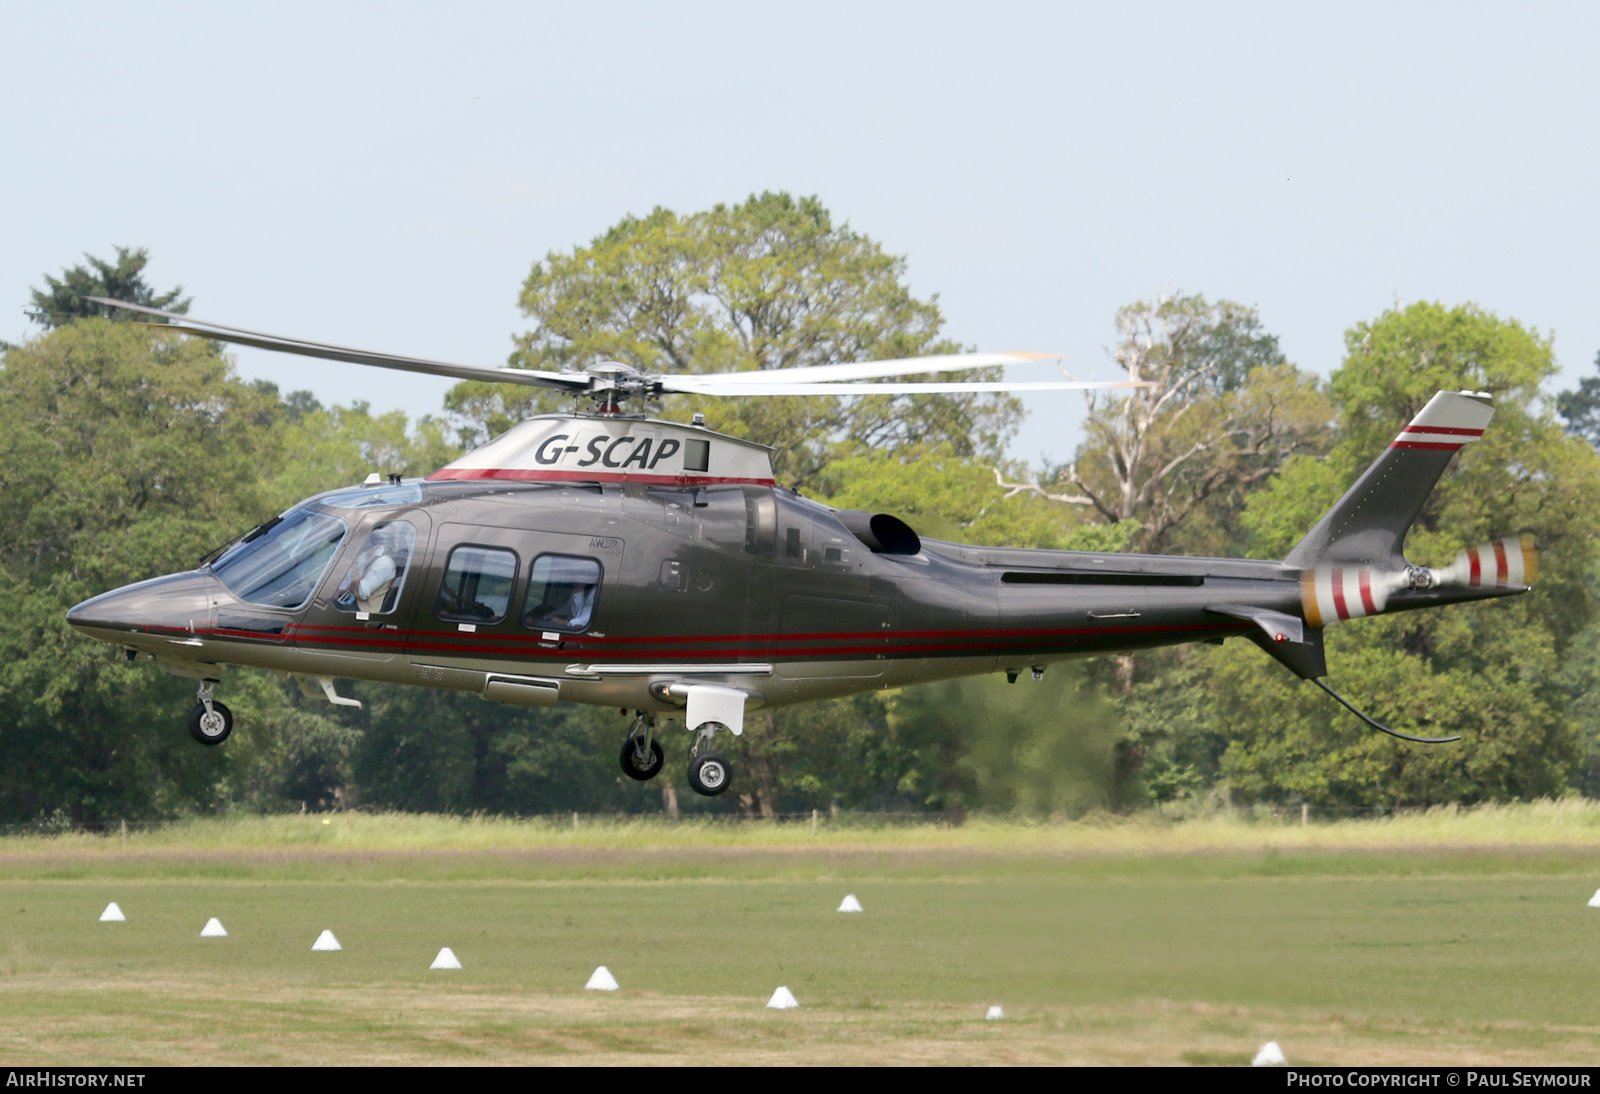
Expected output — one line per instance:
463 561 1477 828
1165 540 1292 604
1207 604 1326 679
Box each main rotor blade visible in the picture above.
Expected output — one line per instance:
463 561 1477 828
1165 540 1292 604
87 297 592 393
671 351 1061 386
658 377 1150 396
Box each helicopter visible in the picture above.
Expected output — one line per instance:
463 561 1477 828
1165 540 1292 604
65 297 1535 796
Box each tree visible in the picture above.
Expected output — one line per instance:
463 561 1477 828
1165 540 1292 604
0 320 285 823
1218 302 1600 807
1007 294 1331 557
1557 349 1600 447
267 401 460 508
445 193 1022 489
27 246 189 328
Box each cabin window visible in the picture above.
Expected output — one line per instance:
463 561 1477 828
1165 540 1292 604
435 545 518 624
521 555 602 633
684 439 710 473
212 509 347 610
333 521 417 614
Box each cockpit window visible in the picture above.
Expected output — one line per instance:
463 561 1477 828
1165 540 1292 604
333 521 417 614
521 555 601 633
318 484 424 509
211 509 347 609
435 545 517 624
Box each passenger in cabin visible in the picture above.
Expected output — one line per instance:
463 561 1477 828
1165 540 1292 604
525 582 594 631
521 555 601 632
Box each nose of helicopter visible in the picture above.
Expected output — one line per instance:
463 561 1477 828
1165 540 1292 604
67 571 217 645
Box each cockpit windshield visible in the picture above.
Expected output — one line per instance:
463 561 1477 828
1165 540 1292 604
211 508 347 609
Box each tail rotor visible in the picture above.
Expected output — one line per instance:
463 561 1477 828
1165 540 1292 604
1423 534 1538 590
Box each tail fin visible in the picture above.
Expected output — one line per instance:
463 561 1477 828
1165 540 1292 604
1284 390 1494 571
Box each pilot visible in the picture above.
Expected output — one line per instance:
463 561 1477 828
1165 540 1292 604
336 536 400 613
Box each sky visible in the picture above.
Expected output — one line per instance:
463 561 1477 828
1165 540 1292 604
2 1 1596 471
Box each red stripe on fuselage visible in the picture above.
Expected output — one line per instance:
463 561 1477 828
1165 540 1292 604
1401 425 1485 436
1493 539 1509 583
151 620 1249 662
282 621 1238 646
1331 567 1349 621
426 468 775 487
1388 441 1467 451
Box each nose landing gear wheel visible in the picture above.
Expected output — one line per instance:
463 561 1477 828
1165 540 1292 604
687 752 732 797
188 701 233 746
619 734 665 781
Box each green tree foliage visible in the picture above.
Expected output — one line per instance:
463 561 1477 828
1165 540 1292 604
0 321 284 822
879 668 1122 817
1556 350 1600 446
27 246 189 329
347 686 658 814
1540 349 1600 791
1216 302 1600 807
0 292 463 824
268 401 459 508
446 193 1021 489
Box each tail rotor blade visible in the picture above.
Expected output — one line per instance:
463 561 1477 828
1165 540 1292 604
1431 534 1538 588
1300 566 1410 627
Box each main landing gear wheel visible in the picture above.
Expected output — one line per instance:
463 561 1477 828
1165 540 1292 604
619 733 665 781
188 700 233 746
687 752 732 797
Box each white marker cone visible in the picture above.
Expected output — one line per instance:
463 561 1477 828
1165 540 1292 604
311 929 341 952
585 965 619 991
200 917 227 938
99 902 125 923
985 1005 1005 1020
1587 888 1600 908
837 894 864 913
766 986 799 1009
430 946 462 970
1252 1041 1288 1067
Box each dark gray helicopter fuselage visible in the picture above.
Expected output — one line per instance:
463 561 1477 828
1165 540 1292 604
65 467 1489 717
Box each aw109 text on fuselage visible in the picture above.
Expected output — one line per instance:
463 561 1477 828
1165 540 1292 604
65 298 1537 798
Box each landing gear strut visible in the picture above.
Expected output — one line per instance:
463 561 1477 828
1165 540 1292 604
618 713 665 781
188 680 232 746
687 721 732 797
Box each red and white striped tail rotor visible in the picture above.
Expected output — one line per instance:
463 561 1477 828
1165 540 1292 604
1301 534 1537 627
1428 534 1538 589
1300 567 1410 627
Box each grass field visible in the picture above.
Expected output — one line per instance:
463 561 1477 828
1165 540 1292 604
4 807 1600 1065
